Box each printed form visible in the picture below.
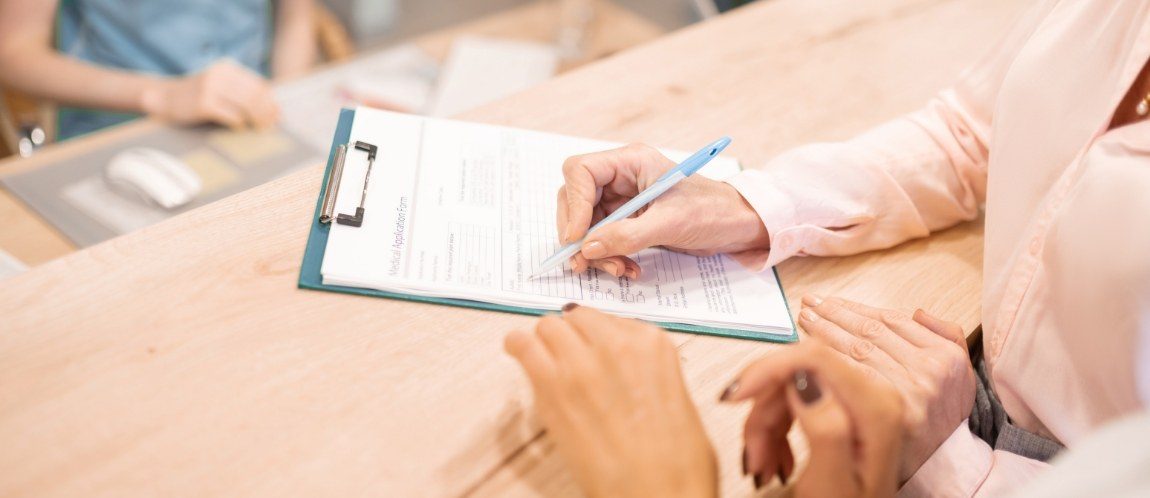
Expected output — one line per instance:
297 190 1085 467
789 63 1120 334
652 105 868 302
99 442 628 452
321 109 794 337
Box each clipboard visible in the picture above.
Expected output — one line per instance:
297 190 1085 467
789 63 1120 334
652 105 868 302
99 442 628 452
298 109 797 343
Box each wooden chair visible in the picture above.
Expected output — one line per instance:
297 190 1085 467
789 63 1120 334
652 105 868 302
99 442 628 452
0 88 55 158
0 2 355 159
315 2 356 63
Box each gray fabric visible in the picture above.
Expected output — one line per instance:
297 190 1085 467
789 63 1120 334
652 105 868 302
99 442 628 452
995 422 1066 462
967 336 1065 462
968 334 1005 446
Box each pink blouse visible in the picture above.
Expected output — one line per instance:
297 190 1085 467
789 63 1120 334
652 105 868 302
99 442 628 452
725 1 1150 496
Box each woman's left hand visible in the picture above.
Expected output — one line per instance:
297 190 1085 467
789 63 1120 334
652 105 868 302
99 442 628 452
504 305 718 498
795 296 976 482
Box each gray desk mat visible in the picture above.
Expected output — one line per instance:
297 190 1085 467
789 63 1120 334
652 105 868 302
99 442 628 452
2 125 323 247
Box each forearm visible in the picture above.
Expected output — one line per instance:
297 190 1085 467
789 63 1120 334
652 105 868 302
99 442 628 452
725 0 1068 270
271 0 317 80
0 0 167 113
725 105 987 269
0 47 166 113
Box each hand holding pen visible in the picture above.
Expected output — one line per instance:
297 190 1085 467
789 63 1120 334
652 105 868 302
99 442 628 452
539 139 771 279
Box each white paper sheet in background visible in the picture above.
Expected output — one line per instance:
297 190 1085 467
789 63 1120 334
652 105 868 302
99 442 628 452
275 44 441 152
0 248 28 281
426 36 560 117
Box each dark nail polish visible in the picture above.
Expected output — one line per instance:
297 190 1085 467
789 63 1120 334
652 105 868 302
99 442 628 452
777 468 787 485
561 302 579 312
719 380 740 401
741 447 748 476
794 370 822 404
753 473 763 489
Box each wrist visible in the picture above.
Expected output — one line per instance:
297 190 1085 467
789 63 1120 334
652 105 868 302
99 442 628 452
722 184 771 252
138 77 174 117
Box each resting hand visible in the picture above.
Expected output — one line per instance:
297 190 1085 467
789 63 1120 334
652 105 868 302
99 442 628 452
797 296 976 482
504 305 717 498
556 144 770 278
724 340 905 498
141 59 280 130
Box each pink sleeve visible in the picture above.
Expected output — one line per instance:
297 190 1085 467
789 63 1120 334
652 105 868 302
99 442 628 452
724 0 1057 270
898 423 1050 498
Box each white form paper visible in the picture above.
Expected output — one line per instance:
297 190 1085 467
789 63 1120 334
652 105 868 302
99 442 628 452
321 109 794 337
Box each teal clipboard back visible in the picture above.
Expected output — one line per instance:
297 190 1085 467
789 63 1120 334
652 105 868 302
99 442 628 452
297 109 797 343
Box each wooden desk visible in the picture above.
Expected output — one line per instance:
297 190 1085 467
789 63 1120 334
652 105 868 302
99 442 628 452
0 0 1025 496
0 0 664 267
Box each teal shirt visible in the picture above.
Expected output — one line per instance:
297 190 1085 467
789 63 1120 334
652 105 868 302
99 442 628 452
56 0 273 140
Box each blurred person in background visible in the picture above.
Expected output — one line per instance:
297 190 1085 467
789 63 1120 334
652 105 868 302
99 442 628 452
0 0 316 140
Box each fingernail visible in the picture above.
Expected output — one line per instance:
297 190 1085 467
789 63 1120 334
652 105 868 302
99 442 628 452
793 370 822 405
562 302 579 312
601 261 619 276
741 447 748 476
753 473 763 489
719 380 740 401
562 227 571 244
799 308 819 323
624 268 638 279
777 468 787 485
582 241 606 259
802 294 824 307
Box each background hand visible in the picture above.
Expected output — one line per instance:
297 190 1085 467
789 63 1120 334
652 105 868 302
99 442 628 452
556 144 770 278
141 59 280 130
504 305 717 498
723 340 905 498
797 296 975 482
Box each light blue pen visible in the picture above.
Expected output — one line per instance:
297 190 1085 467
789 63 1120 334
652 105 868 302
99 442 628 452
528 136 733 280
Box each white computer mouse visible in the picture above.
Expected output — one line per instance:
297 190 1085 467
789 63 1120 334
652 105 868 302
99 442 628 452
104 147 202 210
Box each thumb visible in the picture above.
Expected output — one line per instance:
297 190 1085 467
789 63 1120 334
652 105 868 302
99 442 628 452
580 215 663 259
786 370 858 497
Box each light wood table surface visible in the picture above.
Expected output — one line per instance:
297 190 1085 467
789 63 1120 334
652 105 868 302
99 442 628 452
0 0 1027 496
0 0 664 267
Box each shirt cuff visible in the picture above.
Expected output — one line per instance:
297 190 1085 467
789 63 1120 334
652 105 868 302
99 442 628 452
724 169 803 270
898 422 995 498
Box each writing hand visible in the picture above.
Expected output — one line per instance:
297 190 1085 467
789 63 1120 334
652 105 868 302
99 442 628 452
556 143 769 278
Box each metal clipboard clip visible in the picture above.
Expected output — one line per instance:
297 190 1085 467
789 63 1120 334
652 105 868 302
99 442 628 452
319 140 378 227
